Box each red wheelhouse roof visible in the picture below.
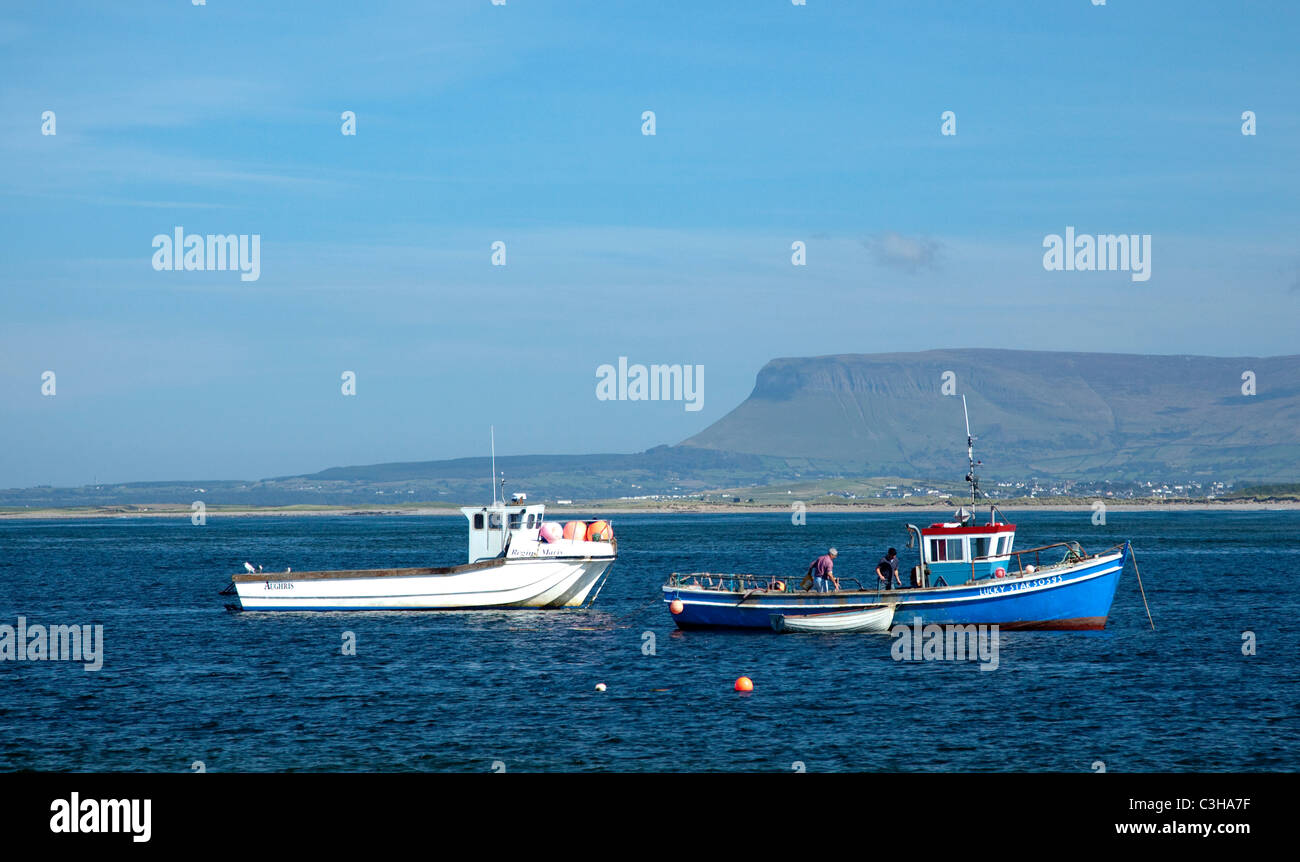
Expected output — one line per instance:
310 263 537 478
922 523 1017 535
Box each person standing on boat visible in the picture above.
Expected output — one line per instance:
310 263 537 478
807 548 839 592
876 548 901 591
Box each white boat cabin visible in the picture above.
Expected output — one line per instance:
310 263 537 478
461 502 547 563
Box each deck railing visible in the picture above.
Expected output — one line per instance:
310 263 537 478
970 540 1127 576
985 541 1086 575
667 572 877 594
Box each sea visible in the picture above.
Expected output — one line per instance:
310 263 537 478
1 511 1295 772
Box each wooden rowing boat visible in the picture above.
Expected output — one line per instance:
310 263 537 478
770 605 895 633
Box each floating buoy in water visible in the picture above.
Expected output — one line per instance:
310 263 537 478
585 520 612 541
595 683 607 692
994 567 1007 578
669 599 685 615
734 676 753 692
562 521 586 540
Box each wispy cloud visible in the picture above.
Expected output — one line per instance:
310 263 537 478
862 231 943 272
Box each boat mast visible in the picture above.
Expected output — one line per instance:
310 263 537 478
490 425 498 506
490 426 508 553
962 395 981 508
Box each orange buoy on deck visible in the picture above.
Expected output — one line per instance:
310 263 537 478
734 676 754 692
585 520 612 541
669 599 685 615
562 521 587 540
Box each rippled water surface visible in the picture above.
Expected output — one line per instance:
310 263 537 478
1 511 1295 772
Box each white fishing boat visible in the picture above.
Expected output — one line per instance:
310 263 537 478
229 497 616 611
770 605 895 633
229 432 617 612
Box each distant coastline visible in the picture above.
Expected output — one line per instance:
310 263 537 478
3 500 1299 520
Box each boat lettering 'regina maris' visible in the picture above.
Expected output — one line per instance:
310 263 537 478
227 436 616 612
663 396 1135 632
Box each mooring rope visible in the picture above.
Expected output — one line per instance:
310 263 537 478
1129 544 1156 631
572 595 663 630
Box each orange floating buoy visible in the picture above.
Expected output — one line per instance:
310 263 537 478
585 520 612 541
734 676 754 692
562 521 586 540
669 599 685 615
994 567 1007 578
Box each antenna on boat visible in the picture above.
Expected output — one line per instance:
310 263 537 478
962 395 982 507
490 426 497 505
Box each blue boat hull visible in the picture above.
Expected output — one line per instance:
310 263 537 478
665 543 1127 631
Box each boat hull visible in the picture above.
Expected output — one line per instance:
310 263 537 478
665 544 1127 631
233 555 614 611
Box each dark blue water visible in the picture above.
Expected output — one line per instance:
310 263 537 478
1 511 1295 772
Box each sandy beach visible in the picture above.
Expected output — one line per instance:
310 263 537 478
2 500 1298 520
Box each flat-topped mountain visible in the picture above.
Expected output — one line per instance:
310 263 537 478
679 349 1300 482
5 349 1297 508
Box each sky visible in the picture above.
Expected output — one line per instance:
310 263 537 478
1 1 1297 487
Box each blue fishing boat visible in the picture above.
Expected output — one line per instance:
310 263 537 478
663 397 1133 631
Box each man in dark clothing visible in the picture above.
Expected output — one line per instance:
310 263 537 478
876 547 901 591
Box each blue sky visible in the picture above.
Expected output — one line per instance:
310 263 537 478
2 1 1297 487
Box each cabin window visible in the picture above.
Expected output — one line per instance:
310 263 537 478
998 536 1010 555
973 537 990 559
945 538 966 561
508 513 523 529
473 514 484 530
526 514 534 528
930 539 945 561
488 513 503 529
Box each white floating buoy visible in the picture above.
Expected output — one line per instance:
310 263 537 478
595 683 607 692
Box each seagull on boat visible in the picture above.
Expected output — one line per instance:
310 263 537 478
243 562 255 573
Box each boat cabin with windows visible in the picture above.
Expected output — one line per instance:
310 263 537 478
913 507 1016 586
461 502 546 563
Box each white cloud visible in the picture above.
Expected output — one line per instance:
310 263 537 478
862 231 943 271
